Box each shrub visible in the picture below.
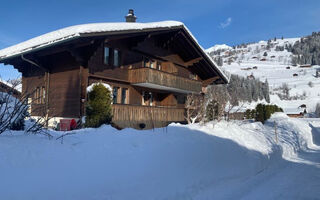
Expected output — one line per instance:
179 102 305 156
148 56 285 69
85 83 112 128
206 100 219 121
245 109 252 119
247 104 283 123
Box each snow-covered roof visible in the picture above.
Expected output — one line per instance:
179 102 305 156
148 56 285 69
0 21 184 60
0 21 229 83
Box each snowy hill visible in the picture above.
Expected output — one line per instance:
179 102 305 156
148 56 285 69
206 44 232 53
0 114 320 199
207 37 320 114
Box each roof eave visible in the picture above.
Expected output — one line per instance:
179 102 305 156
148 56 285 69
180 27 230 84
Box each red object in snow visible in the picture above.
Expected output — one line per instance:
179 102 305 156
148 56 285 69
70 119 77 130
60 119 72 131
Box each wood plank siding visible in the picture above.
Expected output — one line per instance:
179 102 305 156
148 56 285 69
128 68 202 93
112 104 185 129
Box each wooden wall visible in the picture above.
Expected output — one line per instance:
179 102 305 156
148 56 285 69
22 51 81 118
47 52 81 118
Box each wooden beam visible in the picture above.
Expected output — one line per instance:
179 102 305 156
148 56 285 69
202 76 220 87
185 57 202 66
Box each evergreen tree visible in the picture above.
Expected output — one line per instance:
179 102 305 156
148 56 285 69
85 83 113 128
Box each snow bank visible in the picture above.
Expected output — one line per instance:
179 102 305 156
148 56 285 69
0 115 319 199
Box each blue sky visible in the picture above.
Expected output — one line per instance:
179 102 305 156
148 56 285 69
0 0 319 79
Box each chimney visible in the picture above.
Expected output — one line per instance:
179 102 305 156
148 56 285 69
125 9 137 22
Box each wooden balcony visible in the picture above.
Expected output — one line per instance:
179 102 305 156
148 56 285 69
112 104 185 129
128 68 202 93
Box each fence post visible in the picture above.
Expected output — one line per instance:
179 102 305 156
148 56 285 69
274 121 278 143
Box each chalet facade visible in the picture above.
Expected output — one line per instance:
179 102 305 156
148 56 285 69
0 11 228 129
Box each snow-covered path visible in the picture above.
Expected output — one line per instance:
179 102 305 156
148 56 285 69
0 114 320 199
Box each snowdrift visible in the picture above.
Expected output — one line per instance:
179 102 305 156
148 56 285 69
0 113 319 199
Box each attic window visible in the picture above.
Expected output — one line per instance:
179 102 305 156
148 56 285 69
104 47 110 65
114 49 120 67
104 47 121 67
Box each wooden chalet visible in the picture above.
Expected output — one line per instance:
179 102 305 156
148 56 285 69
0 10 228 129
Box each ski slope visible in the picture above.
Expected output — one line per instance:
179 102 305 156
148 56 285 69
0 114 320 199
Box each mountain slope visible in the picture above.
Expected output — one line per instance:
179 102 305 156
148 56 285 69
207 37 320 114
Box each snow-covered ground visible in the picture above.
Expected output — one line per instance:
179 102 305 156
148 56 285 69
1 113 320 199
207 38 320 114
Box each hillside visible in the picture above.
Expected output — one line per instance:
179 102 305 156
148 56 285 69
207 36 320 114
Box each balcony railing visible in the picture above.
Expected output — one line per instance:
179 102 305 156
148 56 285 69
128 68 202 93
112 104 185 128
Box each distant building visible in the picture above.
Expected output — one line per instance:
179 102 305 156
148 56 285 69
247 74 255 80
0 80 21 98
299 64 312 68
299 104 307 109
285 107 305 118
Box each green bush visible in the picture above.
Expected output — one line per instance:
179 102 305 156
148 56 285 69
85 83 112 128
246 104 283 123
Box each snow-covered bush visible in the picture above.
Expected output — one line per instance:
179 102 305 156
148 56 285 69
85 83 112 128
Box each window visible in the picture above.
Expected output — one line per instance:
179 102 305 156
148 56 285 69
41 86 46 104
143 58 156 68
144 58 150 68
34 87 39 104
114 49 120 67
112 87 119 104
150 61 154 69
142 91 153 106
121 88 128 104
104 47 121 67
156 62 161 70
189 73 197 80
34 87 45 104
104 47 110 65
